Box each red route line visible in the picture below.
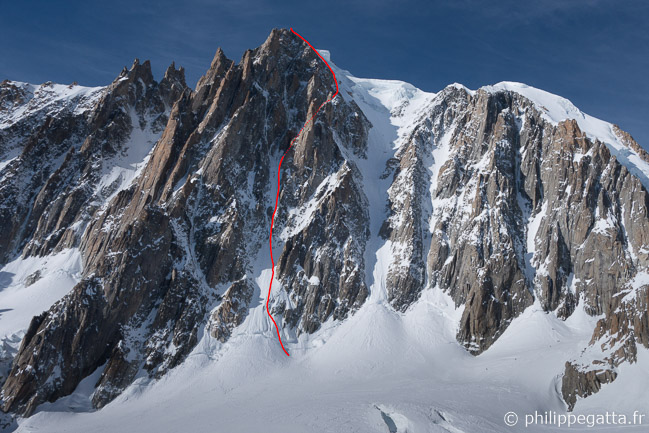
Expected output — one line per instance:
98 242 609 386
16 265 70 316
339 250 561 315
266 28 339 357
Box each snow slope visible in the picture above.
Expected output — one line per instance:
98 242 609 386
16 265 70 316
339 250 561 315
0 249 82 401
0 249 82 340
91 108 161 207
16 290 649 433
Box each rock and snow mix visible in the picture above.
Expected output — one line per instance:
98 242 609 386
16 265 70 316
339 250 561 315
1 29 648 432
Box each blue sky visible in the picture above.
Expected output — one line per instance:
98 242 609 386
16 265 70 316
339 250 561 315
2 0 647 145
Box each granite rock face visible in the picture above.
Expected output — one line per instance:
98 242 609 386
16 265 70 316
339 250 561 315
1 28 649 416
0 28 371 415
395 87 649 402
0 58 188 414
0 60 186 264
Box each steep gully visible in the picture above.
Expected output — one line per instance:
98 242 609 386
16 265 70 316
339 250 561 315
266 28 340 356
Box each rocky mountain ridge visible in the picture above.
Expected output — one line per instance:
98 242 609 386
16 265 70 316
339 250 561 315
1 28 648 423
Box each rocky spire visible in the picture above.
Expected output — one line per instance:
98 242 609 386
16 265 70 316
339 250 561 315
159 61 187 106
192 47 233 112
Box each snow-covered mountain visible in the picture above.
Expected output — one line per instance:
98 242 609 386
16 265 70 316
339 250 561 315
1 28 648 432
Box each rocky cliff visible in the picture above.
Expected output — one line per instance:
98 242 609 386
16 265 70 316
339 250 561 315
1 28 648 419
